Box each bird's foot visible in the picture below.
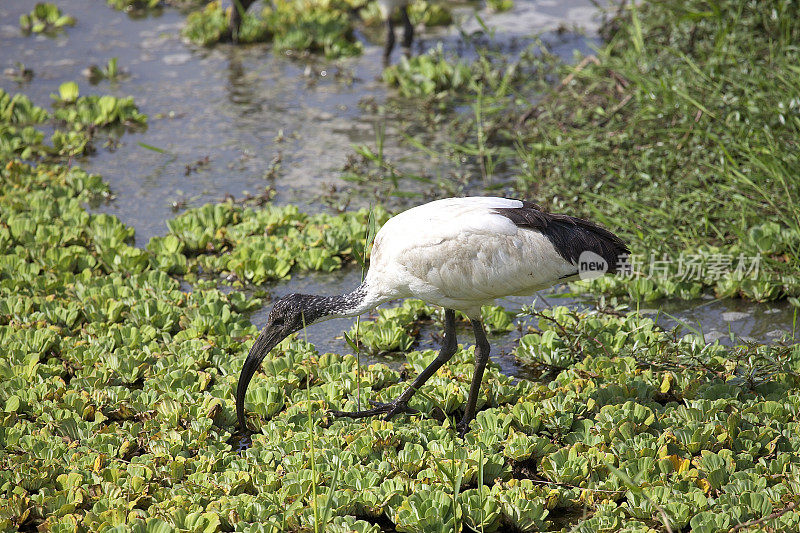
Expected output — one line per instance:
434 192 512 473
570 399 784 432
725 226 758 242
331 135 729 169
456 417 473 438
330 399 418 421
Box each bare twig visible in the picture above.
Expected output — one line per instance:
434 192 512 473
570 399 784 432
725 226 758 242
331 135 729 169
594 93 633 127
558 55 601 90
729 501 797 532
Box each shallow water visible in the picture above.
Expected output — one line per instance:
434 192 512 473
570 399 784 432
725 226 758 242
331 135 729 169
1 0 795 380
1 0 602 239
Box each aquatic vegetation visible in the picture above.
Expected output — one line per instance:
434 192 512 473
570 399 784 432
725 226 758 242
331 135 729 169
3 2 800 532
349 300 429 355
19 2 75 34
7 202 797 532
359 0 453 28
158 202 389 284
182 0 452 55
0 86 144 160
0 89 49 126
84 58 126 84
407 1 453 27
182 0 361 57
51 82 147 130
0 89 68 160
486 0 514 12
266 1 362 59
181 0 228 45
383 47 475 98
2 159 800 533
374 0 800 303
182 0 271 46
106 0 161 11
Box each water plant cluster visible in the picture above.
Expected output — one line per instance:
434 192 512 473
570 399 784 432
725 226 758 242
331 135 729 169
19 2 75 34
106 0 162 11
349 299 516 355
0 85 146 161
3 76 799 530
181 0 453 57
153 202 389 284
3 146 800 530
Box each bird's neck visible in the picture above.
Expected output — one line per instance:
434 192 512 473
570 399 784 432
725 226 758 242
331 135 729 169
301 283 389 323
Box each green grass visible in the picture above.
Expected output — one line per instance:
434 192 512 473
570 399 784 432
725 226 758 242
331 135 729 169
508 0 800 302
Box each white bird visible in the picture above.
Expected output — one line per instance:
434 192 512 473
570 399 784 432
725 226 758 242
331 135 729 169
237 197 629 435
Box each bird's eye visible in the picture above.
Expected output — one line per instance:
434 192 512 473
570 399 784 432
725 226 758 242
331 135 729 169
272 316 285 327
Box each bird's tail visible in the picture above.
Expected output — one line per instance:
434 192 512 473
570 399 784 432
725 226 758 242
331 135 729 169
547 216 630 275
495 201 630 275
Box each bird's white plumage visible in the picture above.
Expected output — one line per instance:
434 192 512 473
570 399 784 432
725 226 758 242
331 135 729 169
358 197 576 318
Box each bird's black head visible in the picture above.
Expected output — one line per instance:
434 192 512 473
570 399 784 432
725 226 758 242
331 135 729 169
236 293 322 430
264 293 313 338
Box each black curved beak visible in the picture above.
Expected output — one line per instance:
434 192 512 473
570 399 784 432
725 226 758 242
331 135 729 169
236 327 285 430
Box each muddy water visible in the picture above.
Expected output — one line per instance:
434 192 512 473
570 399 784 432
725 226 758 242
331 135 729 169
1 0 795 379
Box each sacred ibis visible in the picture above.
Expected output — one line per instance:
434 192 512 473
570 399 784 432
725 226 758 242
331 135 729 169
236 197 628 435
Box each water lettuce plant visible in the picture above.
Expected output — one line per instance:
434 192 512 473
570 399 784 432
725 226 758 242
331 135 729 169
0 84 145 161
486 0 513 13
84 58 126 84
19 2 75 34
158 202 389 284
106 0 161 11
0 90 49 126
182 0 270 46
358 0 452 28
52 82 147 130
182 0 362 57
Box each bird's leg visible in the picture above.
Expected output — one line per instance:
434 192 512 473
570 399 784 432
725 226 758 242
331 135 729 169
456 319 490 437
383 15 397 66
229 0 254 43
400 5 414 56
331 309 457 421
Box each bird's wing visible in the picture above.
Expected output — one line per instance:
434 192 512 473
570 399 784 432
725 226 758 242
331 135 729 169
366 197 583 308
